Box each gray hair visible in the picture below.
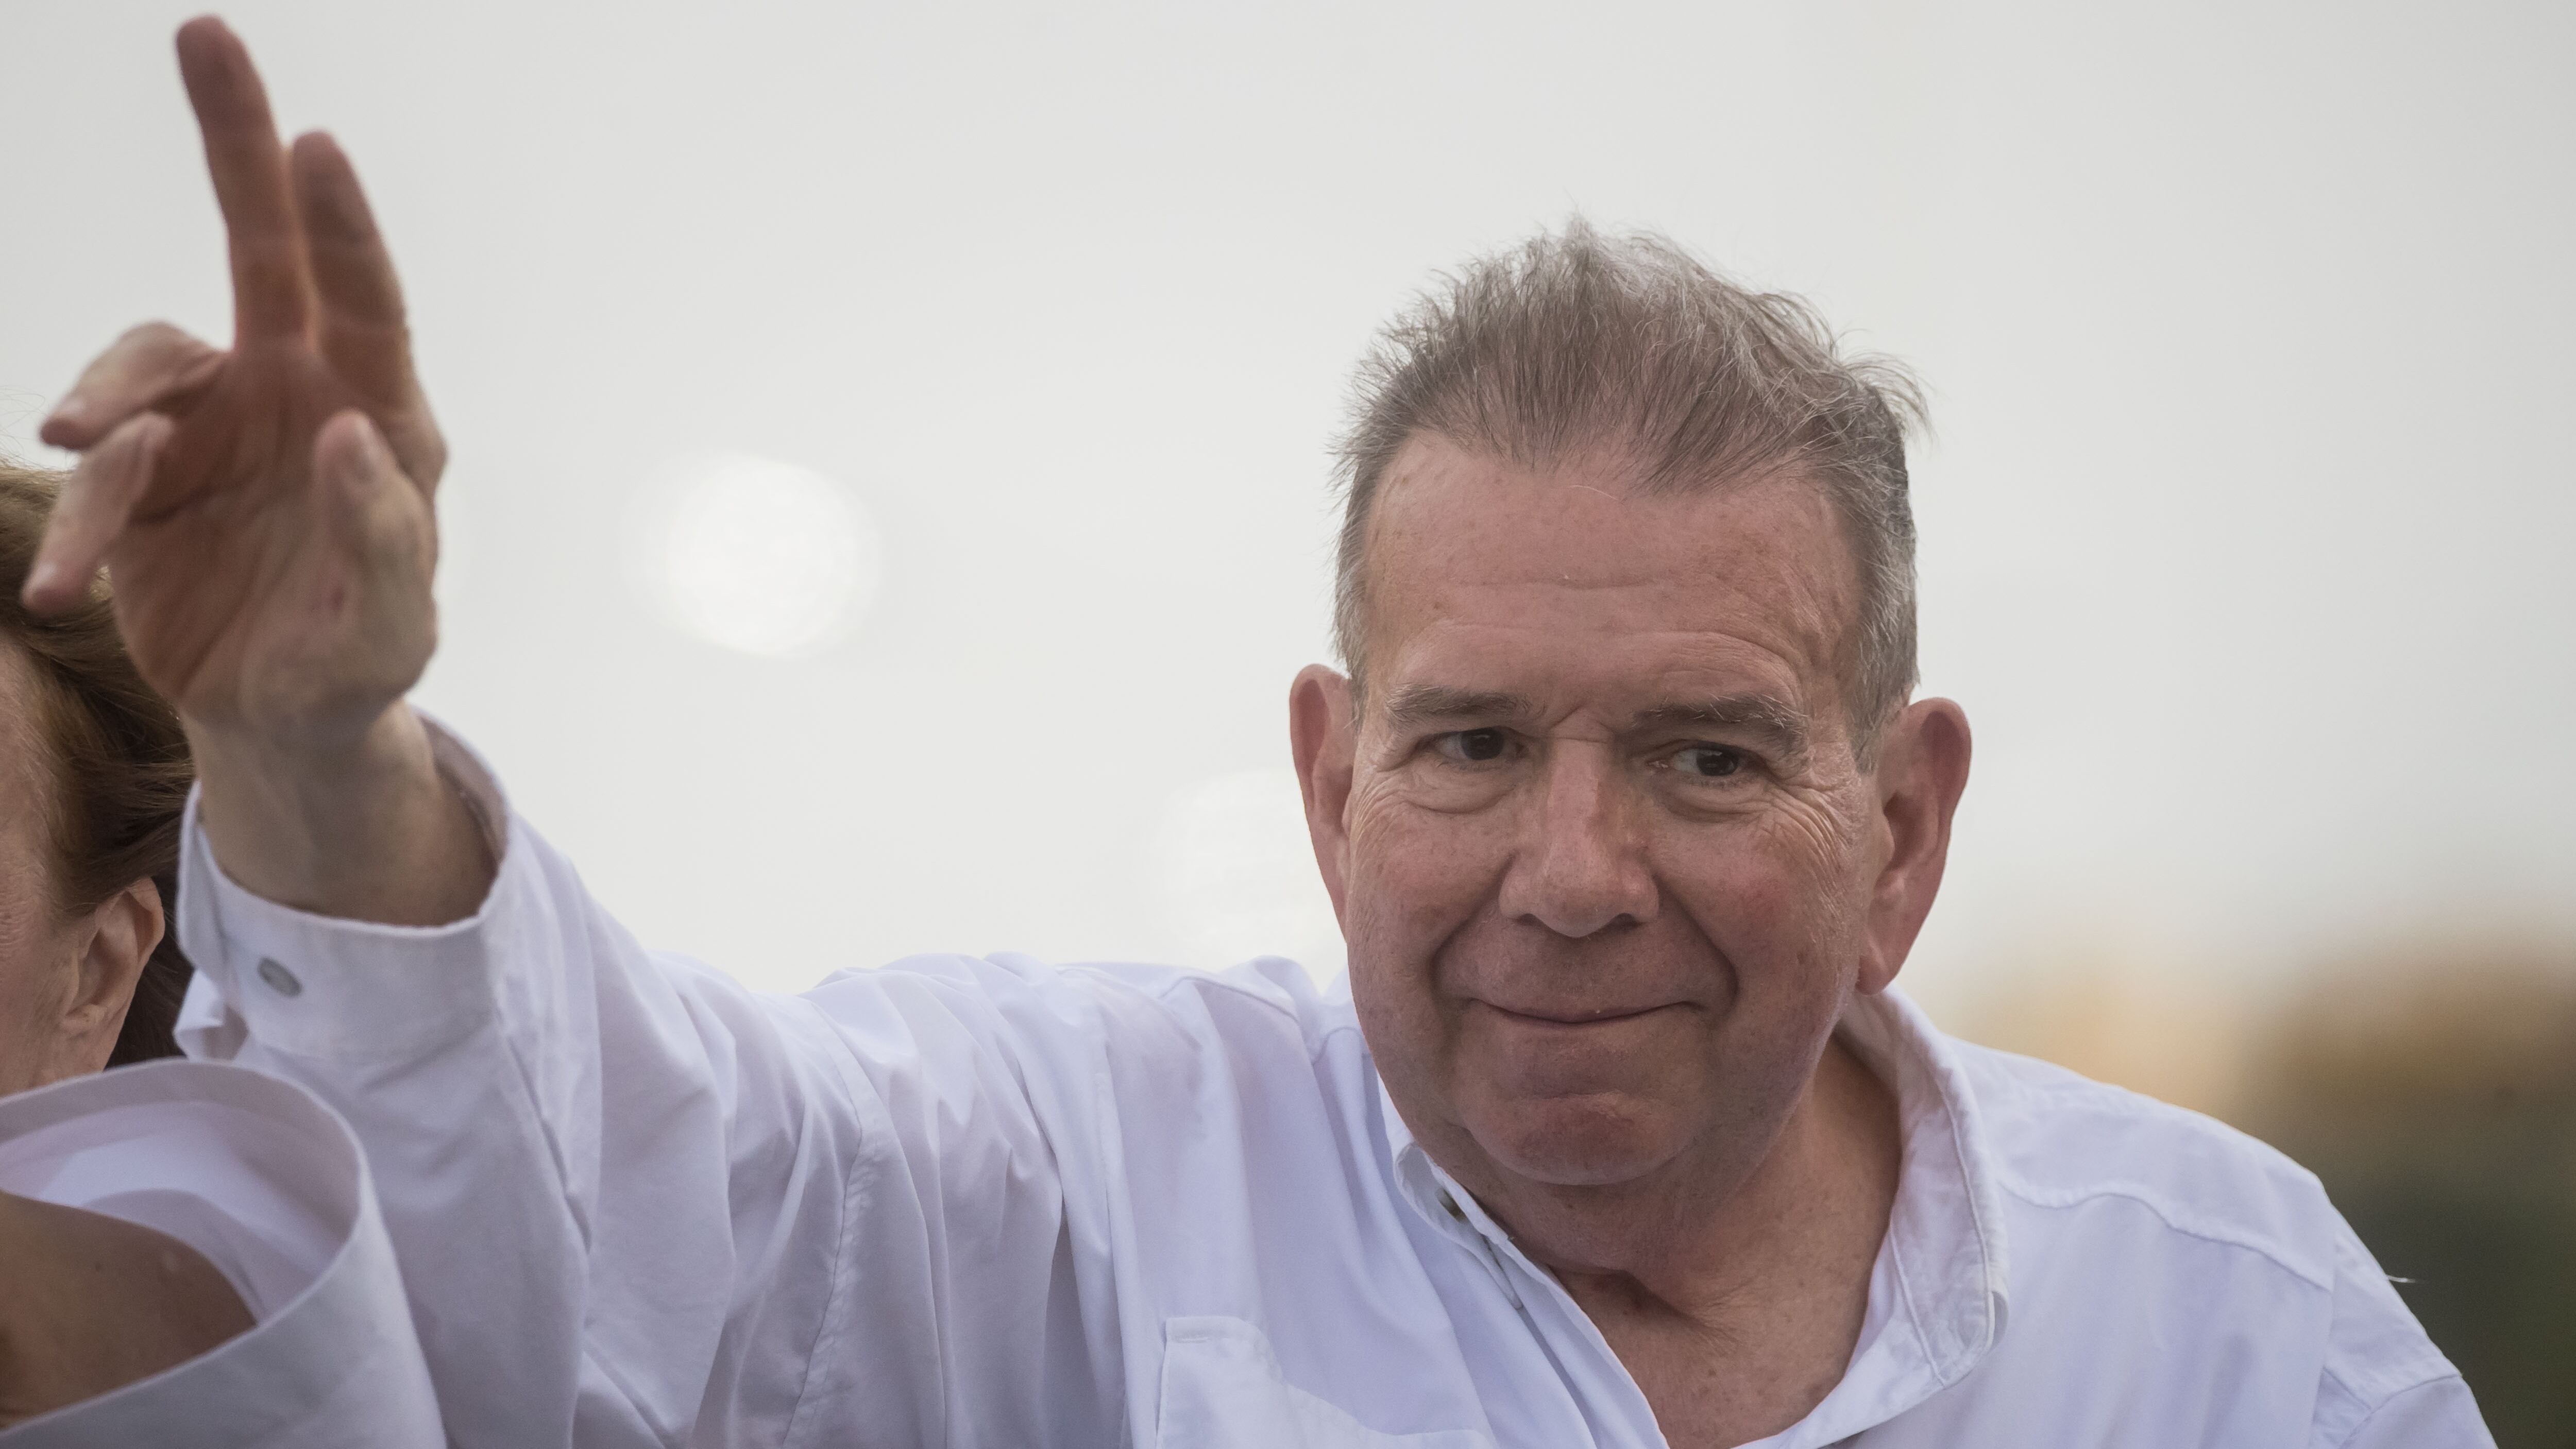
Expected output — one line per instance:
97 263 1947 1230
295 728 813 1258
1332 219 1927 751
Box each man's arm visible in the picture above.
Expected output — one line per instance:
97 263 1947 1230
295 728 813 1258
24 21 764 1443
29 22 1107 1447
165 754 876 1446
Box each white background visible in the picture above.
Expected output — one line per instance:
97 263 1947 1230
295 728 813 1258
6 1 2570 1013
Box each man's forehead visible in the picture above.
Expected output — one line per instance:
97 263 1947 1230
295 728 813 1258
1359 436 1860 690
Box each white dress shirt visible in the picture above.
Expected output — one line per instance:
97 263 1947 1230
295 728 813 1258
0 1058 443 1448
173 723 2490 1448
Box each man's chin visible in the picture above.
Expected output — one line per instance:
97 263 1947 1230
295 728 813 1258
1461 1092 1688 1188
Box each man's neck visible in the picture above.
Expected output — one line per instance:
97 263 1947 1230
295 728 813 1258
1460 1036 1902 1447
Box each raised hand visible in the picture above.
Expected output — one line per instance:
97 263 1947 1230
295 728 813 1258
28 16 489 926
28 16 442 749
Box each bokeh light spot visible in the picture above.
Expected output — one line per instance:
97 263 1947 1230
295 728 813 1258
636 452 880 658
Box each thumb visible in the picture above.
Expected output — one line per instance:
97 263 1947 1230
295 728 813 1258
24 411 173 615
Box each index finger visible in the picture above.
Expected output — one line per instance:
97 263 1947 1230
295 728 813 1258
176 16 313 344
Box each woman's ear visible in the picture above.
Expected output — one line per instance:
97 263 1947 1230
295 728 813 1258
56 877 164 1071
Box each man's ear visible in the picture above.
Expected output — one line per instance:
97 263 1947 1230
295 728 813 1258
1290 664 1357 920
57 877 164 1070
1858 699 1972 996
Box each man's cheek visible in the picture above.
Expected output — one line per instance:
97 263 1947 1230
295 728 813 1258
1683 803 1870 935
1755 785 1870 882
1354 788 1482 886
1667 854 1837 990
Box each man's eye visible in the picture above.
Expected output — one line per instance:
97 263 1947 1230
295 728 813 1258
1435 728 1511 764
1672 745 1745 779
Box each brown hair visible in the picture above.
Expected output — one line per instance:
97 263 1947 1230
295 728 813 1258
1335 219 1927 747
0 463 194 1066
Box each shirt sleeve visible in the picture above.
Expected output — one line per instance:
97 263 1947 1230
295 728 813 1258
172 720 891 1448
171 717 1137 1448
2331 1377 2493 1449
0 1059 444 1449
2308 1217 2496 1449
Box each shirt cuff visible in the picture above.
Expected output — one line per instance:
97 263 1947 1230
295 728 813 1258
174 712 521 1063
0 1060 443 1448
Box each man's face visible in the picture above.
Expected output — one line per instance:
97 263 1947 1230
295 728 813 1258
1303 435 1897 1200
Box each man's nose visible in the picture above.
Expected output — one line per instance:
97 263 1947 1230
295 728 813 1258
1496 746 1657 939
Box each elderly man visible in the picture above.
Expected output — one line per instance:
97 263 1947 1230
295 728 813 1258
27 18 2488 1449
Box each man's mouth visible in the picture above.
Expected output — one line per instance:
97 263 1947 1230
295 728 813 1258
1477 1001 1680 1028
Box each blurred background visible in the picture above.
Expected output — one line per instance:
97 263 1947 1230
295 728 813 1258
5 1 2570 1437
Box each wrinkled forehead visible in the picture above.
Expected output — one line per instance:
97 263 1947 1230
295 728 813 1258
1356 436 1863 714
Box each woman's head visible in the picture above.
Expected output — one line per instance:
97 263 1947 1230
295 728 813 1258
0 463 193 1094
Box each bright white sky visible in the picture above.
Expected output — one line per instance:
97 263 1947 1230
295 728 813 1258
6 1 2570 1014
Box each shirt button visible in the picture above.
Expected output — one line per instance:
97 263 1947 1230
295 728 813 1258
256 957 304 998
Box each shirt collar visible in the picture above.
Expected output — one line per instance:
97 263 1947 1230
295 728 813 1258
1372 986 2011 1389
1837 986 2012 1385
1376 1077 1518 1278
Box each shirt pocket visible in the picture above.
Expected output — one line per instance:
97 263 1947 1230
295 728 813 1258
1155 1316 1493 1449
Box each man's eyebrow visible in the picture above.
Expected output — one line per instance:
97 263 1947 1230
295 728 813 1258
1379 684 1540 729
1629 694 1812 761
1379 685 1812 760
